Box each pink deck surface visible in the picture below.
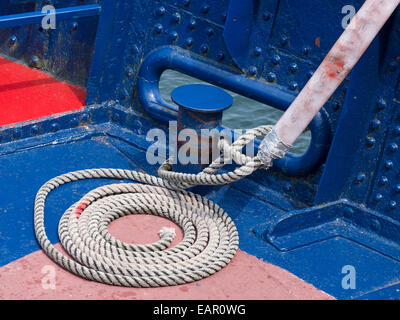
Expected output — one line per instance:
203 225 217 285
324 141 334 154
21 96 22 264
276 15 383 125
0 215 333 300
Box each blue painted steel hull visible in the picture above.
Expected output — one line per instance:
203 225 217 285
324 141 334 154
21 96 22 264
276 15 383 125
0 0 399 299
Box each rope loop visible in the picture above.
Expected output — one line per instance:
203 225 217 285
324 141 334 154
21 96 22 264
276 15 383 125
158 125 274 189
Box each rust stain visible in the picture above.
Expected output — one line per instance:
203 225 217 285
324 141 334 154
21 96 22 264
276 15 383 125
315 37 321 48
324 54 345 79
303 100 313 113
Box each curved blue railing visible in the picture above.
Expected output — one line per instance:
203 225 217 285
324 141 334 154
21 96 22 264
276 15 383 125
137 46 332 176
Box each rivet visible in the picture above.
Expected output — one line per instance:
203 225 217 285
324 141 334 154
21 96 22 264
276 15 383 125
385 160 393 170
271 54 280 65
253 47 262 57
380 176 388 186
289 81 298 91
332 101 341 110
370 119 381 130
70 21 78 32
185 37 193 47
189 18 197 30
389 143 399 153
31 125 40 135
169 31 178 42
206 27 214 37
356 173 366 183
112 112 120 123
183 0 190 6
388 61 397 72
395 126 400 136
371 219 381 231
30 56 40 67
365 136 376 147
248 66 257 76
13 128 22 139
154 24 163 34
262 11 271 21
306 70 314 79
200 44 209 54
71 117 79 127
280 35 288 46
172 12 181 23
266 72 276 82
201 4 210 14
9 35 17 46
126 67 134 77
283 182 292 192
389 200 397 210
302 46 311 56
156 6 166 16
50 123 60 132
289 63 298 73
217 52 225 60
81 113 89 123
343 207 354 218
374 193 383 202
395 184 400 193
377 98 387 111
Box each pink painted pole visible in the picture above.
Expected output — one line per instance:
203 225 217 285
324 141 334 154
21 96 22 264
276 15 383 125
274 0 400 146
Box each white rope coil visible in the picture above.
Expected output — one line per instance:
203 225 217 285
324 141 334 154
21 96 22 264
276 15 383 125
34 125 283 287
34 169 238 287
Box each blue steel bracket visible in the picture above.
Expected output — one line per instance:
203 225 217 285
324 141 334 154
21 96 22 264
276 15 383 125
137 46 332 176
223 0 255 70
0 4 101 29
172 84 234 164
223 0 279 72
256 199 400 261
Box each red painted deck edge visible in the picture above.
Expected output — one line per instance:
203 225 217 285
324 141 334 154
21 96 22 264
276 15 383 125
0 57 86 127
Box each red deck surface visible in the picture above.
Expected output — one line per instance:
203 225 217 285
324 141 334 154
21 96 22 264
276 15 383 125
0 215 333 300
0 57 85 126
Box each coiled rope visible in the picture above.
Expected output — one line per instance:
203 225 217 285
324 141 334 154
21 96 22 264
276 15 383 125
34 125 275 287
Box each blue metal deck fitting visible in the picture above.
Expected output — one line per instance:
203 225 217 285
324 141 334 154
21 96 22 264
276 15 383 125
172 84 233 164
172 84 233 114
172 84 233 129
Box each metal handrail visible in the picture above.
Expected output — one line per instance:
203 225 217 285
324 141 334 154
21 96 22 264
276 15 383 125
0 4 101 29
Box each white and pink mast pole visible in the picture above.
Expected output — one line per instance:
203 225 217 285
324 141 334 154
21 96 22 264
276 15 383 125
258 0 400 165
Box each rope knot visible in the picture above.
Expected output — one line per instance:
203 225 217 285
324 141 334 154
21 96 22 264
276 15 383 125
157 125 282 188
158 227 176 240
